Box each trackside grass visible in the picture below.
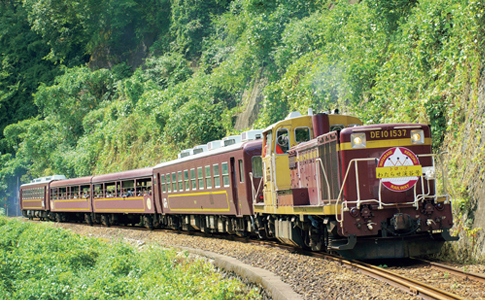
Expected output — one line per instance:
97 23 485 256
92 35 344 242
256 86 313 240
0 217 261 299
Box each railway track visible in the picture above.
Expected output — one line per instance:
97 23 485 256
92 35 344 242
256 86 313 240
31 219 478 299
321 256 466 300
415 258 485 285
154 228 473 300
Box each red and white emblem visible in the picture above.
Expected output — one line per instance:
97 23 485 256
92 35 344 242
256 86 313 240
376 147 422 192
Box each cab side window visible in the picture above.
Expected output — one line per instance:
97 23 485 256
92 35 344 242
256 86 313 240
295 127 311 143
275 128 289 154
263 131 272 157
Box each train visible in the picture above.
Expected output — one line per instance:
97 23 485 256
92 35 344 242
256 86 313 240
19 110 458 259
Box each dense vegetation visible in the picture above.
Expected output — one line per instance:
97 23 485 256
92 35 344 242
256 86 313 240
1 0 485 257
0 217 261 299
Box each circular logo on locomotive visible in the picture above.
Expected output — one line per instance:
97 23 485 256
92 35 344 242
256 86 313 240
376 147 422 192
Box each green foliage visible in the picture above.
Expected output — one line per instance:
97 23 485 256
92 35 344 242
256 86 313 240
170 0 231 58
0 217 261 299
0 0 60 154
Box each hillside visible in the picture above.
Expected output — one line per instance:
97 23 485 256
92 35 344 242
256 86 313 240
1 0 485 260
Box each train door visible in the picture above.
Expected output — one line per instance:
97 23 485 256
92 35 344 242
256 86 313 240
230 157 240 216
154 173 163 213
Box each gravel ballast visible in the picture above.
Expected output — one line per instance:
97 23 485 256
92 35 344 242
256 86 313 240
48 223 427 299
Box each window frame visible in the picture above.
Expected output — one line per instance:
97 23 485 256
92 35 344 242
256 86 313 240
190 168 196 191
172 172 177 192
295 126 311 144
178 171 183 192
275 128 290 155
213 163 220 188
184 169 190 191
161 174 166 193
251 156 263 178
238 159 244 183
222 162 230 187
205 165 212 189
166 173 171 192
197 167 204 190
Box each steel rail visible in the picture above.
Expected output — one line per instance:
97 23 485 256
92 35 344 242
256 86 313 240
316 254 465 300
415 258 485 284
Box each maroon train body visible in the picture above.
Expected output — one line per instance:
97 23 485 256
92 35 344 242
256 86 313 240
19 112 457 259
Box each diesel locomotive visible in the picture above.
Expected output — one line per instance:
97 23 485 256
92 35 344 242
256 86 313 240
19 110 457 259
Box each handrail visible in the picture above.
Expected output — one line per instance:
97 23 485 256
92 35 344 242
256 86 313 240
335 152 450 225
315 158 332 204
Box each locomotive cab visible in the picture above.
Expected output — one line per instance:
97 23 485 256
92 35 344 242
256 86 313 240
256 111 361 214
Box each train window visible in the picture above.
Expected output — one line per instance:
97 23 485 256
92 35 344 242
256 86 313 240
178 171 183 192
213 164 220 188
161 174 166 193
166 173 171 192
59 187 67 199
51 188 57 200
116 182 122 197
81 185 90 198
295 127 311 143
184 170 190 191
172 173 177 192
205 165 212 189
190 168 196 190
136 178 152 196
94 184 102 198
222 162 230 187
238 159 244 183
72 186 80 199
252 156 263 178
198 167 204 190
106 182 116 198
263 131 272 157
275 128 289 154
122 180 135 197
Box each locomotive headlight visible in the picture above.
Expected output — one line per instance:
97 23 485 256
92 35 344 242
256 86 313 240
410 129 424 144
351 133 366 148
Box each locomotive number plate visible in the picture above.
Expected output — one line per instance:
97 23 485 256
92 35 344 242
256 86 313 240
376 165 422 178
370 129 407 139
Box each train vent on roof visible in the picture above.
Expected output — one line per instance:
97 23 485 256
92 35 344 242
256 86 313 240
241 129 263 141
285 111 302 120
193 144 208 155
177 149 193 159
207 140 222 151
223 135 242 146
31 175 66 183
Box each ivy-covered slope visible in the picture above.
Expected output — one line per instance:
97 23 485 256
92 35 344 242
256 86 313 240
1 0 485 260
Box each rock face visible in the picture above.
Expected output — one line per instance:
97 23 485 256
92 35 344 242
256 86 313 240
234 75 267 131
88 28 156 71
445 71 485 259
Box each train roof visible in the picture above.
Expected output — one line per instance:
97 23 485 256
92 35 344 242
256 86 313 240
92 167 154 183
20 175 66 188
154 139 262 170
50 176 93 187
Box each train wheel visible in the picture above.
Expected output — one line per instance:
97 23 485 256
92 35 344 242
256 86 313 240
101 214 110 227
144 215 153 230
55 213 62 223
85 214 93 226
